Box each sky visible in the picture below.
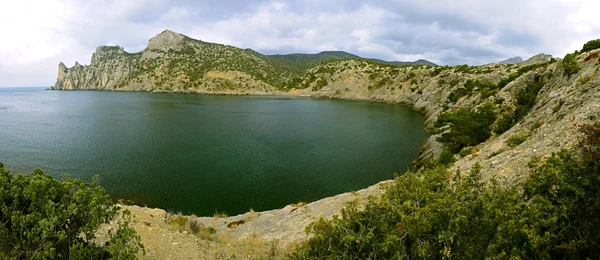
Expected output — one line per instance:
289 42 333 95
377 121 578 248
0 0 599 87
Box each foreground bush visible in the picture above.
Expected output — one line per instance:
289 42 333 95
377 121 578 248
293 123 600 259
0 166 144 259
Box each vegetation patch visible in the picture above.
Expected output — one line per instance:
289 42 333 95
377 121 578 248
293 123 600 259
581 39 600 53
561 53 581 76
435 102 497 153
494 78 545 134
507 134 527 147
0 166 144 259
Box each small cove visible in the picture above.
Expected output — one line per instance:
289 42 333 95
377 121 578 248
0 87 429 216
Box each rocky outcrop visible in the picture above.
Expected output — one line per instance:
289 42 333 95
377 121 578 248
53 46 140 91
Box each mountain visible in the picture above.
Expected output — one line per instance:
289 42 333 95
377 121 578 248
51 30 435 93
519 53 553 66
499 56 523 64
370 58 437 66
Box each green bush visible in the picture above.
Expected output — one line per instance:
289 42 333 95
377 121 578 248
496 72 520 89
446 80 497 103
581 39 600 53
494 80 545 135
313 78 327 91
561 53 581 76
447 87 469 103
435 102 497 153
438 148 456 165
507 135 527 147
293 123 600 259
0 167 144 259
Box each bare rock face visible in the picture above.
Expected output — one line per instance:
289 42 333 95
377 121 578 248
145 30 185 52
51 46 139 91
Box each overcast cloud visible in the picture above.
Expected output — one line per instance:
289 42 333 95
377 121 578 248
1 0 599 87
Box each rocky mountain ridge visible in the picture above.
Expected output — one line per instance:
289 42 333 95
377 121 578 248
51 30 435 94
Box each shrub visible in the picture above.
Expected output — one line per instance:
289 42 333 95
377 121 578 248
494 79 544 135
313 78 327 91
581 39 600 53
0 167 144 259
459 146 475 157
447 87 469 103
494 110 516 134
497 72 520 89
496 62 550 89
435 102 497 153
530 120 544 131
438 148 456 165
454 64 470 73
507 135 527 147
561 53 581 76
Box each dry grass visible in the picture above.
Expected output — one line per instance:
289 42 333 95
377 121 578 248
213 211 228 219
166 213 217 240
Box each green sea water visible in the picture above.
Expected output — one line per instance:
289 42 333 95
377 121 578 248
0 87 429 216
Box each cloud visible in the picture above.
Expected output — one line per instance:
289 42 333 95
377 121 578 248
0 0 599 86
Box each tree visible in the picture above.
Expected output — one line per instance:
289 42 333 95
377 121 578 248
0 166 144 259
581 39 600 53
561 53 580 76
435 102 497 153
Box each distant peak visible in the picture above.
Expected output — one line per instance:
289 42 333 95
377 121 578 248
499 56 524 65
519 53 553 66
146 29 185 51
